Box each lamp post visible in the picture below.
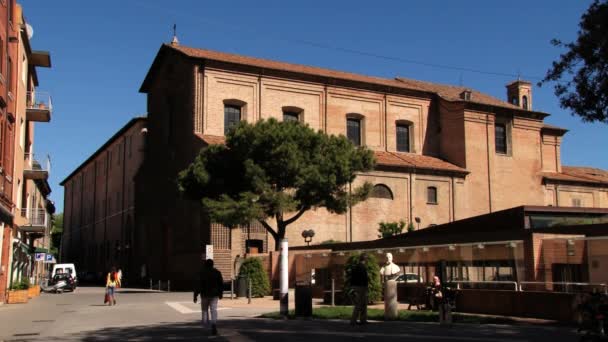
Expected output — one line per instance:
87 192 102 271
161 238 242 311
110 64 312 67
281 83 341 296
415 217 421 230
301 229 315 246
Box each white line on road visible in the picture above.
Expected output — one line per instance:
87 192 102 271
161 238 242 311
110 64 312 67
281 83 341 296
165 301 230 314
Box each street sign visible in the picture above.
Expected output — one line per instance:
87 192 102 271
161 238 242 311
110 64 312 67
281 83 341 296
35 253 45 261
205 244 213 260
43 254 56 264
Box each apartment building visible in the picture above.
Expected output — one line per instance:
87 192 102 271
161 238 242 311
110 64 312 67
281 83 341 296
0 2 52 303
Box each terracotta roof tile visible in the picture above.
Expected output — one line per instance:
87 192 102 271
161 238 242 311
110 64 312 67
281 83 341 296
196 134 226 145
166 44 538 113
374 151 467 175
542 166 608 186
194 134 466 175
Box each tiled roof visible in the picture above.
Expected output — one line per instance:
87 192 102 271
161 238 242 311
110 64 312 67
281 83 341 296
164 44 540 113
541 123 569 135
393 77 520 110
197 134 226 145
375 151 468 175
542 166 608 186
195 134 467 175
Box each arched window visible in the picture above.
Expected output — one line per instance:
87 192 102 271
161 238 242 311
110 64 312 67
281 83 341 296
427 186 438 204
396 121 412 152
346 114 364 146
282 106 303 123
224 104 242 135
522 95 528 110
371 184 393 200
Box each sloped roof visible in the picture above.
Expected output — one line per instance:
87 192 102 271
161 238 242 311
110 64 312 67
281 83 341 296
374 151 467 175
142 44 546 116
195 134 466 175
542 166 608 186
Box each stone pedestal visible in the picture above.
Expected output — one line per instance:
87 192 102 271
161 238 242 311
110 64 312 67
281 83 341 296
384 280 398 320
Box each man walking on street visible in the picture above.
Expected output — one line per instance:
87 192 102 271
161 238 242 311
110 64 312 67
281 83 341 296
350 253 369 326
194 259 224 335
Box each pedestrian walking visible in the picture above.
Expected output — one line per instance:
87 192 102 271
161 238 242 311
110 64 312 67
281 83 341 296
350 253 369 326
194 259 224 335
105 267 119 306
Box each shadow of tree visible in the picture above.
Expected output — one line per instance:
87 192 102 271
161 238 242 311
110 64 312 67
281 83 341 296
29 317 578 342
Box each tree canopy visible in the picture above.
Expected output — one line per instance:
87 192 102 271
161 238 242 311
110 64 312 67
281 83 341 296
539 0 608 123
50 213 63 259
178 119 375 250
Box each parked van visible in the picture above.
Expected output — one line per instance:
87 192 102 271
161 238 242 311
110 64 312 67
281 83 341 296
52 263 77 287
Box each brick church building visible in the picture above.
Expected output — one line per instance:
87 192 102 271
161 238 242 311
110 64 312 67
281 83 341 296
61 40 608 287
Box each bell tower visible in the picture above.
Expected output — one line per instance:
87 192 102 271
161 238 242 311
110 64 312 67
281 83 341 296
506 80 532 110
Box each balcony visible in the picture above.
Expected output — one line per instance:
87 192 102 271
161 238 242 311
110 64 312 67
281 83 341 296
19 208 49 233
26 91 53 122
24 153 50 180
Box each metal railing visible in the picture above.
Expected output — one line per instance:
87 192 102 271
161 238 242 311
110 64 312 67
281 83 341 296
451 280 519 291
26 91 53 112
25 153 51 175
20 208 49 227
518 281 608 294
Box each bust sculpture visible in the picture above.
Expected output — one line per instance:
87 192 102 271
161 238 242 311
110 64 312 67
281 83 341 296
380 252 401 281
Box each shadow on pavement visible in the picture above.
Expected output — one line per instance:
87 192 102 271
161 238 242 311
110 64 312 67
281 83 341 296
32 318 578 342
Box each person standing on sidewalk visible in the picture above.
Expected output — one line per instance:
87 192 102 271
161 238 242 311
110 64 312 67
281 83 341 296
350 253 369 326
105 267 119 306
194 259 224 335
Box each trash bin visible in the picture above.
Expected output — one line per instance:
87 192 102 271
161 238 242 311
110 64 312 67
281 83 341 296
295 283 313 317
237 276 248 298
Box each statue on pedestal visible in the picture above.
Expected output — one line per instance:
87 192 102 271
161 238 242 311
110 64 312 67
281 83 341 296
380 252 401 282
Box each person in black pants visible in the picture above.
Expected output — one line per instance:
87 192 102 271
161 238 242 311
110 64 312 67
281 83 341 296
350 253 369 325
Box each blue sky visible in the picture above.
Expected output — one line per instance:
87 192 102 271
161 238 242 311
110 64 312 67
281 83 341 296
20 0 607 212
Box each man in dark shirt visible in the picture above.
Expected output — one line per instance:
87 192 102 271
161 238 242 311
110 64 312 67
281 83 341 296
194 259 224 335
350 253 369 325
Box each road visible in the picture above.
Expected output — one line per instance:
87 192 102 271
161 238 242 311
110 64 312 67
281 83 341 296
0 287 579 341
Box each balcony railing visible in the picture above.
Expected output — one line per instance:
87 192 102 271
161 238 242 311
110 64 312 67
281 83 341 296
24 153 50 180
19 208 49 232
26 91 53 122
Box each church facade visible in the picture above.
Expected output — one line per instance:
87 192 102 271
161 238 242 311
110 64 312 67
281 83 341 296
62 41 608 286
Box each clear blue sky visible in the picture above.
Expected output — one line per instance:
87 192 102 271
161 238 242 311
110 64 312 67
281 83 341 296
20 0 607 213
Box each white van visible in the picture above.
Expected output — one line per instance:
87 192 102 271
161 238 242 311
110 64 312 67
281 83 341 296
52 263 77 286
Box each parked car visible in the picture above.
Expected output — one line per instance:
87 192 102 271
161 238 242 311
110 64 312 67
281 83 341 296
396 273 424 283
48 273 76 292
52 263 78 288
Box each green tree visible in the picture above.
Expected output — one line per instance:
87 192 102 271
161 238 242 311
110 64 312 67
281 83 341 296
50 213 63 259
178 119 375 250
343 253 381 303
377 220 406 238
238 258 271 297
407 222 415 233
539 0 608 123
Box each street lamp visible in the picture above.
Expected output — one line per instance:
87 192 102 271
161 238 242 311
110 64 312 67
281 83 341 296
301 229 315 246
414 217 421 230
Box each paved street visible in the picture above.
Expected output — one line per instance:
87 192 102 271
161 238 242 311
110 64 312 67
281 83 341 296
0 287 579 341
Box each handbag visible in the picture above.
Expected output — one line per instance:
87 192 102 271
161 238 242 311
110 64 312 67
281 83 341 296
104 288 110 304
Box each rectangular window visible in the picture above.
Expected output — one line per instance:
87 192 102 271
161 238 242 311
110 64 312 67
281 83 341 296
0 38 3 77
347 118 361 146
396 124 410 152
224 105 241 135
572 198 582 207
283 111 299 122
495 123 507 154
427 187 438 204
7 57 12 92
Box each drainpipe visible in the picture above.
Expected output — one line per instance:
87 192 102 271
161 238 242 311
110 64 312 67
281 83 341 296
485 113 493 212
349 182 352 242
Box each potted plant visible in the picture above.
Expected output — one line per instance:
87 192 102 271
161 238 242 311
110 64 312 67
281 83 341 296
7 279 30 304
